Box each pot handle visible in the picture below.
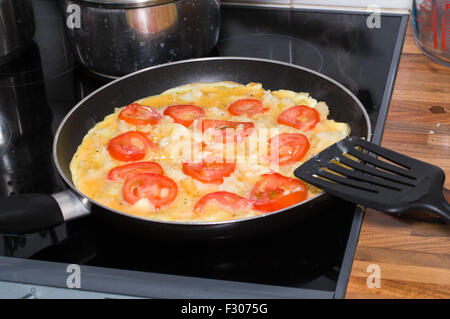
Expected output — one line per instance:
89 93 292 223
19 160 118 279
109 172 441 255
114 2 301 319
0 191 91 234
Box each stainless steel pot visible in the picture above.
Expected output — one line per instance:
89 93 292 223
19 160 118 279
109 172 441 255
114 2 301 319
0 0 36 65
61 0 221 78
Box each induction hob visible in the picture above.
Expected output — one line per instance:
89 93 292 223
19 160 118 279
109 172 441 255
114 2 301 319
0 1 409 299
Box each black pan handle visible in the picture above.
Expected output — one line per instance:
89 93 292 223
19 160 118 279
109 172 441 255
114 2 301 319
0 191 91 234
0 194 63 234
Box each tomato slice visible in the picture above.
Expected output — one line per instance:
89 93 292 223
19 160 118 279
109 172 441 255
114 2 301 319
107 161 164 181
269 133 310 165
182 161 236 184
122 173 178 208
277 105 320 131
249 173 308 212
163 104 205 127
228 99 267 117
193 192 254 215
107 131 155 162
199 119 254 143
119 103 162 126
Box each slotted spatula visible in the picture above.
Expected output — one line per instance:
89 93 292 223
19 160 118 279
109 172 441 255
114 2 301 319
294 136 450 223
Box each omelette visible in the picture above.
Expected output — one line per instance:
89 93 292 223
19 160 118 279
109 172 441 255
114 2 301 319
70 82 350 222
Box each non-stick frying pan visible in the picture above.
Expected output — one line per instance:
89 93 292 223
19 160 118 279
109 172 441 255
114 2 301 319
0 57 371 240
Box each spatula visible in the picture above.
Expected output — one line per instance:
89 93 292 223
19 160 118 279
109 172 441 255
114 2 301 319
294 136 450 223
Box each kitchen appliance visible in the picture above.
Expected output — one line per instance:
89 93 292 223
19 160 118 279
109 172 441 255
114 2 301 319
0 57 371 239
295 137 450 223
60 0 221 78
0 0 36 65
412 0 450 66
0 0 409 298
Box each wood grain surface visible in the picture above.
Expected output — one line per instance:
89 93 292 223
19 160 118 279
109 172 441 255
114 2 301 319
345 23 450 299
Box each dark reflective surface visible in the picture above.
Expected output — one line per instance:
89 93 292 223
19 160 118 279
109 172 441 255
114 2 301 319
0 43 55 197
219 8 402 119
0 2 405 294
31 199 355 291
217 33 324 71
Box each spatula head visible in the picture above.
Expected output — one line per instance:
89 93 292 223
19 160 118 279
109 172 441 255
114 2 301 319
294 136 446 214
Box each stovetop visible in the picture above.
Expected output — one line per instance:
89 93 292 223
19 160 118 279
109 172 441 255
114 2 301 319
0 0 409 298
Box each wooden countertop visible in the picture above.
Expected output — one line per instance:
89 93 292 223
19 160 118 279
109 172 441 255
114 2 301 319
345 23 450 298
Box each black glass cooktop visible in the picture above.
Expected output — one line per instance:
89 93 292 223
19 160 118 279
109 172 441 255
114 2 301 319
0 1 408 297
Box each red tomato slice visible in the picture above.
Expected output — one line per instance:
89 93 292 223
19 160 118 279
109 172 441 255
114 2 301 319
249 173 308 212
199 119 254 143
228 99 267 117
107 131 155 162
107 161 164 181
277 105 320 131
119 103 162 126
269 133 310 165
163 104 205 127
182 161 236 184
122 173 178 208
193 192 254 215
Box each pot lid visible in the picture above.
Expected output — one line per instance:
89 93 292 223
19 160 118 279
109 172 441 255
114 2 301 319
75 0 177 8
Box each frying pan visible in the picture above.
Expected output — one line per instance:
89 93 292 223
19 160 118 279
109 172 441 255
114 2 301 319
0 57 371 240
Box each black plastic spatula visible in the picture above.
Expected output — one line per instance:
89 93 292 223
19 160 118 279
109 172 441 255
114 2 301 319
294 137 450 223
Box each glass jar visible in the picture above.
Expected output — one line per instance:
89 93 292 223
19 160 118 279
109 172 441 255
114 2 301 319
412 0 450 66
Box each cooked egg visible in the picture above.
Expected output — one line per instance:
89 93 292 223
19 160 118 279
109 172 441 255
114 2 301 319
70 82 350 222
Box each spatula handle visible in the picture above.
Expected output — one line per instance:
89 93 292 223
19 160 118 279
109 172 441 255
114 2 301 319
444 188 450 202
401 188 450 223
429 188 450 223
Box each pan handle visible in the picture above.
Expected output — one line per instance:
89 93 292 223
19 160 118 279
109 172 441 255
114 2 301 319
0 191 91 234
